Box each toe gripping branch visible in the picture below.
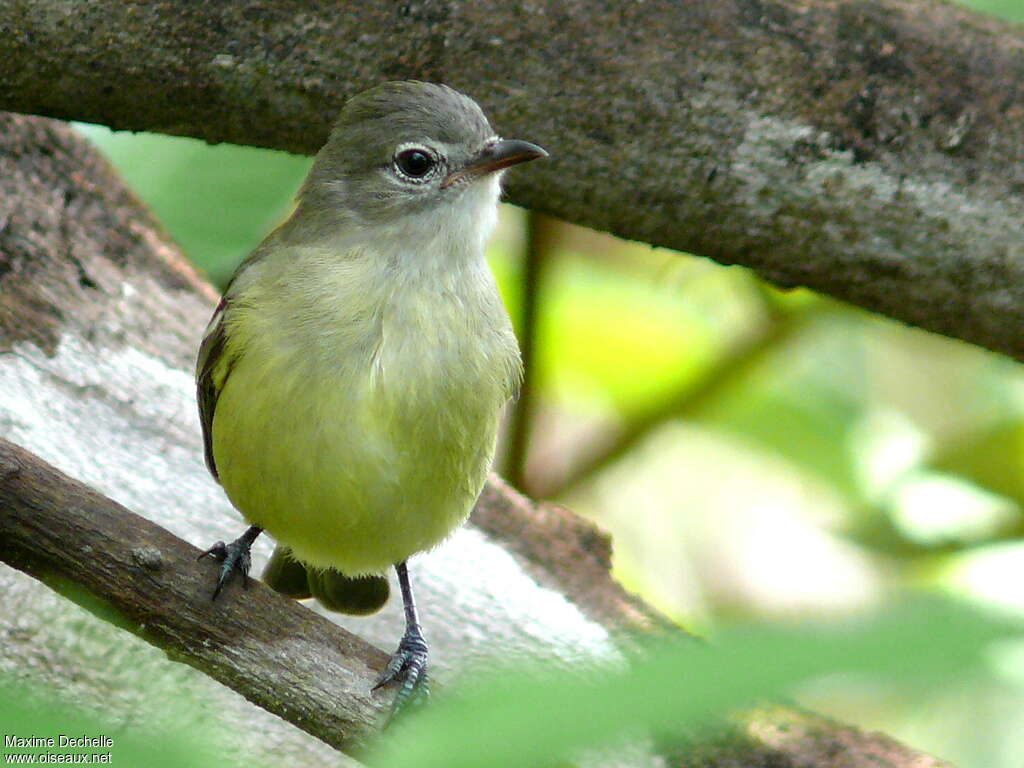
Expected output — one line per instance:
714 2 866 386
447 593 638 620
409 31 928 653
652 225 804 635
199 540 429 714
374 560 430 714
198 525 263 600
374 623 430 707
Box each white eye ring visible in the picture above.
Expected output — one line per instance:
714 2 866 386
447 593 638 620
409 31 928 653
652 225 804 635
393 143 439 183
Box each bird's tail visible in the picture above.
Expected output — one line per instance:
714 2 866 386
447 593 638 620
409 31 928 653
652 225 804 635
262 545 390 615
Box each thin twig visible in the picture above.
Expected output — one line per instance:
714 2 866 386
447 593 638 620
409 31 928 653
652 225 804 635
530 302 824 498
502 211 556 489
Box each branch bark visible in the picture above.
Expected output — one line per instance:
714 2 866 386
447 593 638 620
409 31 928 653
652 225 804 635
0 105 951 766
0 438 388 755
2 1 1024 361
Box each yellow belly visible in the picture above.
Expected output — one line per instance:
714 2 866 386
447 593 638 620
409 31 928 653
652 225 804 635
211 342 502 575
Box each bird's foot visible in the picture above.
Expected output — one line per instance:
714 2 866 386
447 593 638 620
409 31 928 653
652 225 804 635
197 526 261 600
373 625 430 715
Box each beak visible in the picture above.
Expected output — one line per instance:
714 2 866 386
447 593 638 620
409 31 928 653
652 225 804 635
442 138 548 188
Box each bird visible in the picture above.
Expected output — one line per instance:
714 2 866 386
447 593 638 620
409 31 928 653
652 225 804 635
195 80 547 709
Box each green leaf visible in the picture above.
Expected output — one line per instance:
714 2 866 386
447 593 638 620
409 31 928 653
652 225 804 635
932 420 1024 513
368 597 1014 768
702 386 864 501
0 679 212 767
962 0 1024 23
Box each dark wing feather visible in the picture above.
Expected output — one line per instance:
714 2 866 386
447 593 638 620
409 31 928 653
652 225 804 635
196 298 233 480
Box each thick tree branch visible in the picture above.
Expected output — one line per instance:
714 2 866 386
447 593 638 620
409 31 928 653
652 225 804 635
3 1 1024 362
0 439 388 756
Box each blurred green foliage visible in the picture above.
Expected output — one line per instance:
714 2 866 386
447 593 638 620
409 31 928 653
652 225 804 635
369 597 1012 768
967 0 1024 20
0 679 213 767
5 599 1012 768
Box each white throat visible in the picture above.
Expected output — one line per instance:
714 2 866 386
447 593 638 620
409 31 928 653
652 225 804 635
383 174 503 277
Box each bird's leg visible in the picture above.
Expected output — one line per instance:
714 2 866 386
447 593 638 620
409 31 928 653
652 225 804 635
198 525 263 600
374 560 430 712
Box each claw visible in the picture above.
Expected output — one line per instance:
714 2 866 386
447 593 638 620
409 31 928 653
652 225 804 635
198 526 261 601
374 627 430 715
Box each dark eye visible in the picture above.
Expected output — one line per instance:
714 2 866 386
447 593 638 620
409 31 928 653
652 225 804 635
395 148 435 178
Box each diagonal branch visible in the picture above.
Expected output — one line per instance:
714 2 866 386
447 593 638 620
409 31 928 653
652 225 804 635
0 438 388 757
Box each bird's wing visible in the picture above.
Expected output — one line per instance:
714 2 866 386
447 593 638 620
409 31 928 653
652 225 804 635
196 297 234 480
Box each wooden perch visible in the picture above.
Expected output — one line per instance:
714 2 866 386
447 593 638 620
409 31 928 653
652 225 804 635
0 110 951 766
3 1 1024 361
0 438 387 755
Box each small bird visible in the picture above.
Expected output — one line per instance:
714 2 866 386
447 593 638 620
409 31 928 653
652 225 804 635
195 81 546 708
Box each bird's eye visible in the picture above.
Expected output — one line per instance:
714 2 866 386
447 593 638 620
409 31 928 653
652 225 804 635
395 148 435 179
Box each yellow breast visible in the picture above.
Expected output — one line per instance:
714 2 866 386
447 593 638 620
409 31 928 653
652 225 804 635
211 244 520 575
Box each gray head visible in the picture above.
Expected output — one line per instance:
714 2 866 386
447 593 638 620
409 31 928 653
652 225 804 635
298 81 546 223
